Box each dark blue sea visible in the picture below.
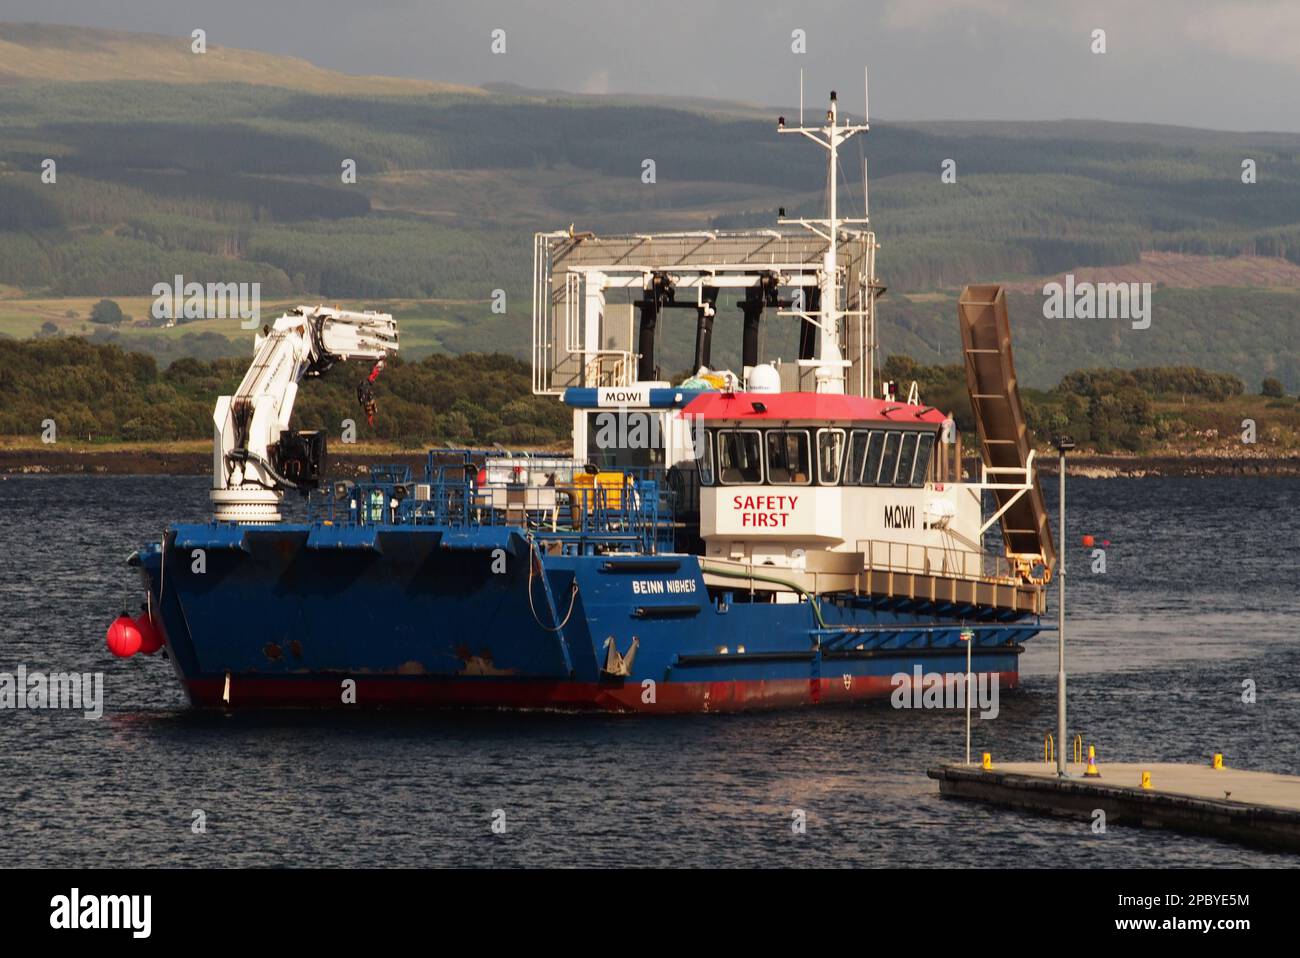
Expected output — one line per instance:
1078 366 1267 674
2 474 1298 867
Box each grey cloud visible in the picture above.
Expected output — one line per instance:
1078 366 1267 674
0 0 1295 131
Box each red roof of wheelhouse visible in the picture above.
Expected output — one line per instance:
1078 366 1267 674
682 391 949 424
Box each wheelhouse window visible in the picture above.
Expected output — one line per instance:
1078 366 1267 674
585 411 661 470
696 430 715 486
846 430 867 485
844 428 937 486
709 426 927 487
863 430 885 485
817 429 845 485
765 429 811 484
894 432 919 486
716 429 763 484
876 431 902 486
910 432 935 487
845 429 882 485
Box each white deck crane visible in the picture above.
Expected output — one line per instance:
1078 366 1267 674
211 305 399 523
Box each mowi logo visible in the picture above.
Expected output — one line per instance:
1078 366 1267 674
883 505 915 529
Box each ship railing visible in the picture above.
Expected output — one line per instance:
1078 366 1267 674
368 463 413 485
420 451 690 522
854 538 1019 584
468 476 672 552
307 459 674 553
582 351 638 388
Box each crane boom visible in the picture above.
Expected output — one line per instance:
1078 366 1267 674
211 305 399 523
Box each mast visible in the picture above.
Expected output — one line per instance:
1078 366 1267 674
778 86 870 394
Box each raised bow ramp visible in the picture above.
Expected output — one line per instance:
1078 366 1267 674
958 284 1056 575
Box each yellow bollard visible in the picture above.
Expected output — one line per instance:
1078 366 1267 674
1140 770 1153 790
1084 744 1101 777
981 752 992 771
1212 753 1225 771
1044 733 1054 766
1073 734 1083 765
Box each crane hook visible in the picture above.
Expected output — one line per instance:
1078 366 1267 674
357 360 386 426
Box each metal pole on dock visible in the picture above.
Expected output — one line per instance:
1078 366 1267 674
962 628 974 765
1055 437 1075 777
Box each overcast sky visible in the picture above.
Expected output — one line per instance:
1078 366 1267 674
4 0 1299 131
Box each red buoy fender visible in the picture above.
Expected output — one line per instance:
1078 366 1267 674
106 614 142 658
135 611 164 655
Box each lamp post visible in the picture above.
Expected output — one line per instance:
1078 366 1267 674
1054 435 1075 777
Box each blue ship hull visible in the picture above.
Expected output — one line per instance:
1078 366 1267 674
133 521 1043 712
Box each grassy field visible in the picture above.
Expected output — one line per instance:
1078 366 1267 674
0 295 493 362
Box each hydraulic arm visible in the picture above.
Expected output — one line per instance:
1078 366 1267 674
211 305 399 523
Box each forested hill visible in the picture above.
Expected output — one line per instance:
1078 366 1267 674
2 23 1300 391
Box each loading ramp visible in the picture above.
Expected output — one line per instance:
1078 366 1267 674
958 285 1056 576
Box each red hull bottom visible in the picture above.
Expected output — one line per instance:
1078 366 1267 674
186 672 1021 714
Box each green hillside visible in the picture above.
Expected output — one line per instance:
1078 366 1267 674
882 288 1300 391
0 22 480 95
1 23 1300 391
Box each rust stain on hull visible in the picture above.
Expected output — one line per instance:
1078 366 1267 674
453 645 518 676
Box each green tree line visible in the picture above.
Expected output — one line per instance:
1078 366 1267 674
1 333 1279 453
0 338 568 446
882 354 1260 452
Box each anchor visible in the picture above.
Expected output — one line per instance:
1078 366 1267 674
601 636 640 678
